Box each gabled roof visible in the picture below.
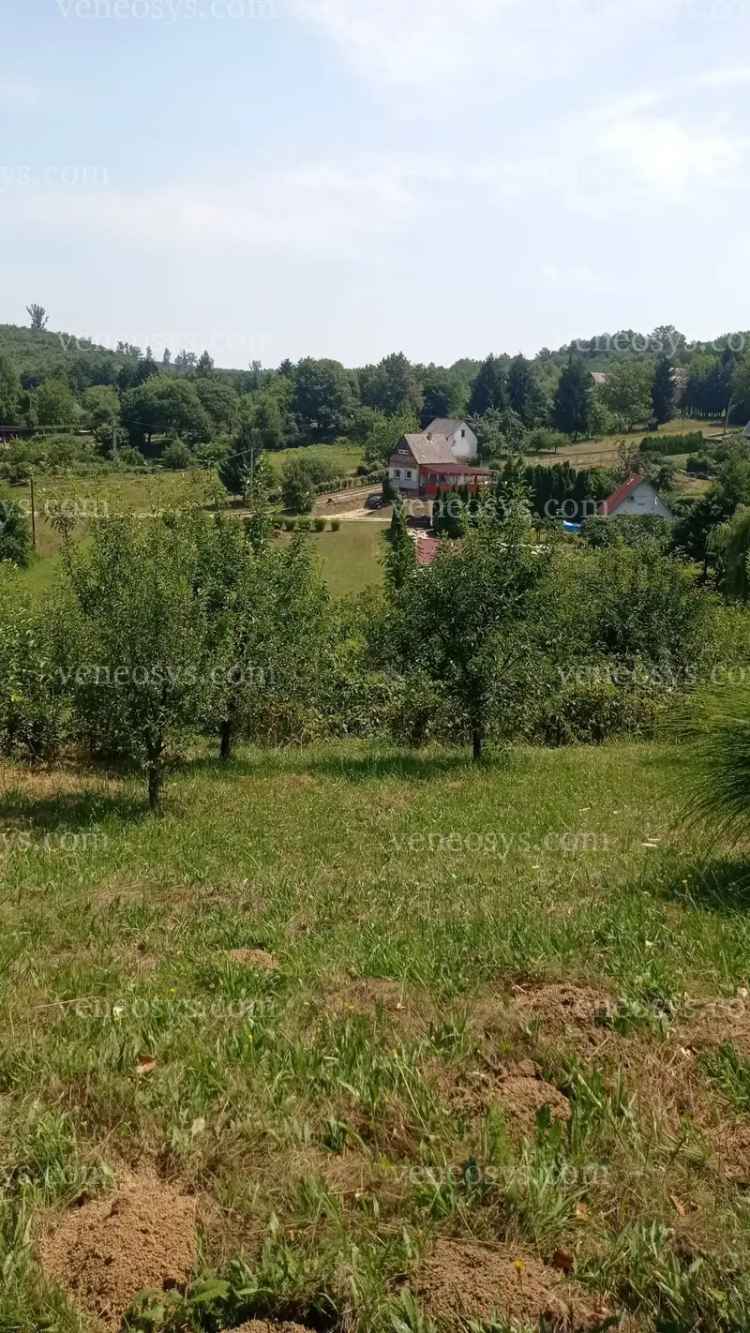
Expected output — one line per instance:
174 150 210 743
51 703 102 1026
600 474 649 515
425 418 467 437
398 432 456 465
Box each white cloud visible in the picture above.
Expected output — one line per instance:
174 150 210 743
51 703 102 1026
292 0 683 98
601 114 745 194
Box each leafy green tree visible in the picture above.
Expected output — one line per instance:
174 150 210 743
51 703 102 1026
198 520 329 760
386 508 544 759
0 499 32 566
196 350 214 377
419 371 463 427
194 378 238 432
553 357 593 437
82 384 120 435
360 352 421 416
601 362 653 432
35 378 78 428
245 453 275 550
730 360 750 425
362 409 419 467
651 355 675 425
163 439 194 470
281 456 316 513
61 515 210 810
0 570 64 760
717 506 750 602
292 358 355 441
0 354 20 422
121 377 211 449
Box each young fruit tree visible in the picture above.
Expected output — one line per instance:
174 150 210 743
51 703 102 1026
385 501 546 760
61 515 210 810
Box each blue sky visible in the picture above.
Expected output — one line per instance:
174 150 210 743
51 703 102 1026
1 0 749 367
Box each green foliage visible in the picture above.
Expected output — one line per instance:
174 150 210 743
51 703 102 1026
600 361 654 432
675 682 750 844
651 354 675 424
281 456 317 513
468 354 508 416
162 439 194 470
640 431 704 456
0 498 32 566
121 376 211 450
35 377 78 428
383 502 416 590
292 357 356 441
553 357 593 437
60 514 212 808
0 572 65 759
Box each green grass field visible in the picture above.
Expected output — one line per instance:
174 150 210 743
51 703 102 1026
3 738 750 1331
525 418 725 473
267 441 365 480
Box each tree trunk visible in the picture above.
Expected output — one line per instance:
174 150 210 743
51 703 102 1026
472 727 483 762
219 717 233 762
147 763 162 812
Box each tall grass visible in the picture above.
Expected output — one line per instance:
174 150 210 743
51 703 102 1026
675 682 750 844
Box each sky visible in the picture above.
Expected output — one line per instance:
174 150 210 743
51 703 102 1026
1 0 749 368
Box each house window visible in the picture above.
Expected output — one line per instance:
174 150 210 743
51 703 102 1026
394 469 401 478
461 428 465 438
406 470 412 479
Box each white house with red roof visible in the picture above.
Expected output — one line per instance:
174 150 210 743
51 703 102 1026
600 474 674 522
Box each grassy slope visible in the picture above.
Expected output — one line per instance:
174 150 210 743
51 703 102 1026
3 740 750 1329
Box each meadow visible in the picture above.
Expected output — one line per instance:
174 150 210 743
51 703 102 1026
3 739 750 1331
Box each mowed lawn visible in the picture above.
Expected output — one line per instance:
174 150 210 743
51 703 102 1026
3 739 750 1330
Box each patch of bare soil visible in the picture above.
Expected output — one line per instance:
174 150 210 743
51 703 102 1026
227 948 279 971
412 1239 614 1330
324 977 432 1034
38 1172 197 1330
677 993 750 1062
231 1324 315 1333
441 1059 571 1135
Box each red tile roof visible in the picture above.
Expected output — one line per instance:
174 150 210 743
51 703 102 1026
600 474 644 516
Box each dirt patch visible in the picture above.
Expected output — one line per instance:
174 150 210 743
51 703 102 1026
412 1239 613 1330
677 994 750 1062
227 948 279 972
324 977 432 1034
231 1324 315 1333
38 1172 197 1330
440 1060 571 1135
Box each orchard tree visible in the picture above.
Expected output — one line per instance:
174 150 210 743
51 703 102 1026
387 507 545 760
61 515 210 810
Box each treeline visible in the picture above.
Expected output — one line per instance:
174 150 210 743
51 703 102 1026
1 486 747 808
2 315 750 487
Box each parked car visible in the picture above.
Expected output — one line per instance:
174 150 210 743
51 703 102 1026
365 492 385 510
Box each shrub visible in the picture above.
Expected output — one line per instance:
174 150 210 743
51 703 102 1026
0 499 32 567
330 519 341 532
162 439 194 470
282 517 297 532
313 517 326 532
0 574 65 760
297 516 312 532
640 431 704 457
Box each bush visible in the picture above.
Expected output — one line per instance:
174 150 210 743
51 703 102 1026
313 517 326 532
0 499 32 567
330 519 341 532
640 431 704 457
282 517 297 532
297 516 312 532
162 439 194 470
0 574 65 760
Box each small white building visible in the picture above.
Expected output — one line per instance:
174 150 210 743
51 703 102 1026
600 474 674 521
